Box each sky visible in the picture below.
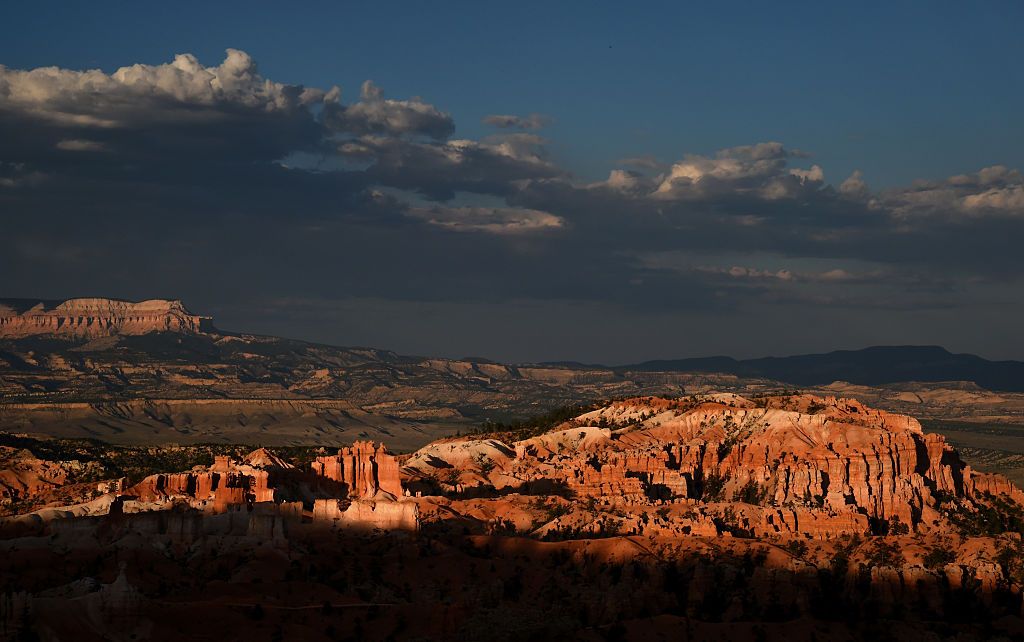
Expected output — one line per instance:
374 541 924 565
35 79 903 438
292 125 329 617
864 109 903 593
2 1 1023 362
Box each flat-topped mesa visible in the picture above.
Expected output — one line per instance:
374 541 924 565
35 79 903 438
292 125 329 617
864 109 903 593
311 441 403 499
0 297 210 339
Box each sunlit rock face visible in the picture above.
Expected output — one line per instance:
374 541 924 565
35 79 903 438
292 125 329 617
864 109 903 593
0 298 207 338
311 441 404 499
405 394 1024 539
126 452 277 512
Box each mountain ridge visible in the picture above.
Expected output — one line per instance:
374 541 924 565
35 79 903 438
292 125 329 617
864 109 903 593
616 345 1024 392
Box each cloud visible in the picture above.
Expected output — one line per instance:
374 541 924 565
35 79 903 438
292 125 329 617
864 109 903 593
0 161 46 188
55 139 106 151
482 113 551 130
839 170 869 199
651 142 825 200
0 49 316 127
324 80 455 139
885 165 1024 219
1 47 1023 354
693 265 876 283
341 133 562 200
407 206 564 234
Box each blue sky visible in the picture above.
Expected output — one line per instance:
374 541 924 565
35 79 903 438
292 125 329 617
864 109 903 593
2 1 1024 361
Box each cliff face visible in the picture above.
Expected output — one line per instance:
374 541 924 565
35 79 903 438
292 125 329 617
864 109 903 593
0 298 206 339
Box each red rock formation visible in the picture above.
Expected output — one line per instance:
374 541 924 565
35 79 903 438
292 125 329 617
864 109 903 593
311 441 403 499
126 453 276 511
312 497 419 531
0 298 207 339
406 394 1024 539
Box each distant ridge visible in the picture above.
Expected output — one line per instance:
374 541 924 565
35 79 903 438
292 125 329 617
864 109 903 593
617 345 1024 392
0 297 211 339
3 297 1022 393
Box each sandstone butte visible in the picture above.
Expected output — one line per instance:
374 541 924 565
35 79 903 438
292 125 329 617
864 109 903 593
0 298 207 338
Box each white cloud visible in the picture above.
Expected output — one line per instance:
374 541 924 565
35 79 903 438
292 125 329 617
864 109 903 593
839 170 868 198
0 49 316 129
324 80 454 139
652 142 821 200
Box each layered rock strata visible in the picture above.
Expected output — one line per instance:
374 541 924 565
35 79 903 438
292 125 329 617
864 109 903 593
0 298 206 338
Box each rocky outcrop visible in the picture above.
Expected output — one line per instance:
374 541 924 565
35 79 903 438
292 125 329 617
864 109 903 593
407 394 1024 539
311 441 403 499
312 497 419 531
126 452 276 511
0 298 207 338
0 447 71 505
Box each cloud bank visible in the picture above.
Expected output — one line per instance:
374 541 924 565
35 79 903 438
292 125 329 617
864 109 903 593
2 49 1023 359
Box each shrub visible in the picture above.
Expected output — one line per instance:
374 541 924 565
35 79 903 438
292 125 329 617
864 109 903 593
785 539 809 558
923 545 956 569
733 480 769 506
888 515 911 535
700 472 728 502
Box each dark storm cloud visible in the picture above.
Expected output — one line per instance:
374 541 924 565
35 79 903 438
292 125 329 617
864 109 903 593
1 48 1023 332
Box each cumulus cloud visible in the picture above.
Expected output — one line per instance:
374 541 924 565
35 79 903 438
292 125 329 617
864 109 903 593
324 80 454 139
650 142 825 201
0 49 315 127
482 113 551 130
885 166 1024 219
839 170 869 199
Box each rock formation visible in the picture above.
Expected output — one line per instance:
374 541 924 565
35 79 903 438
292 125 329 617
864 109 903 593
404 394 1024 539
0 298 207 338
312 497 419 531
126 451 277 511
0 447 112 513
4 399 1024 639
311 441 403 499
